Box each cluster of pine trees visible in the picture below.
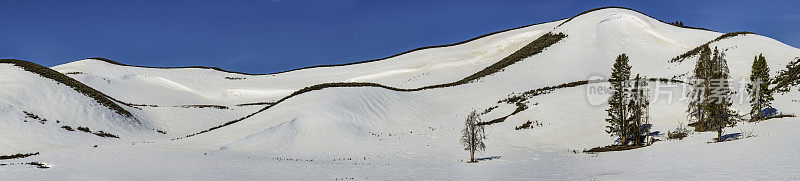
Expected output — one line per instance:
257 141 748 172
670 21 685 26
460 51 790 160
604 49 779 144
686 45 737 141
605 54 651 146
686 47 779 141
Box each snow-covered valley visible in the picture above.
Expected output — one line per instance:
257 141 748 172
2 7 800 180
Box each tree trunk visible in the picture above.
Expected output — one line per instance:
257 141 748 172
756 112 761 121
620 95 627 145
469 149 475 163
697 104 703 123
700 112 706 131
717 129 723 142
469 124 475 163
756 104 762 121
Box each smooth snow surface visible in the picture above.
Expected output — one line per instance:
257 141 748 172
2 7 800 180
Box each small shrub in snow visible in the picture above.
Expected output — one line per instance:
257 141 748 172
61 126 75 131
76 126 91 133
480 105 498 115
92 131 120 138
224 76 246 80
23 111 40 120
27 162 49 169
23 111 47 124
668 124 690 140
515 120 543 130
584 145 644 153
73 126 120 138
516 121 534 130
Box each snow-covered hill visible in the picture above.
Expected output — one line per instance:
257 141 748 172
0 60 153 154
2 7 800 180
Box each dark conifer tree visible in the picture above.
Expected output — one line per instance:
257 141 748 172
606 54 632 144
687 45 713 130
707 48 736 142
747 54 773 121
628 74 650 145
773 57 800 93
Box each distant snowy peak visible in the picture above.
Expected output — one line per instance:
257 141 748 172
53 8 724 79
556 8 720 52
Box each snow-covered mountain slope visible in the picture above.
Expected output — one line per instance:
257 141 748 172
0 60 153 154
52 20 560 106
178 7 800 152
3 7 800 180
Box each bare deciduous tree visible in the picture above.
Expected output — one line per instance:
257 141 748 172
461 110 486 163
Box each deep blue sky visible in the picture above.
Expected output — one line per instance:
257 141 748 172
1 0 798 74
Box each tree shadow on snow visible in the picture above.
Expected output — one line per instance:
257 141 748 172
712 133 742 142
476 156 501 161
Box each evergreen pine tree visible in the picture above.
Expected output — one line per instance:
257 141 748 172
606 54 632 144
628 74 650 145
747 54 773 121
773 57 800 93
687 45 713 130
707 47 736 142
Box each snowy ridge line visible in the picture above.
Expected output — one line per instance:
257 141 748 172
176 32 568 139
120 103 231 110
481 80 591 126
60 7 709 76
234 102 276 106
0 59 136 119
481 78 688 126
175 82 415 140
670 31 756 63
478 102 531 126
501 78 687 105
0 152 39 160
104 94 275 109
556 6 716 32
61 17 561 76
120 101 275 108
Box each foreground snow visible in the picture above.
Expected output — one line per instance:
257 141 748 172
3 115 799 180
